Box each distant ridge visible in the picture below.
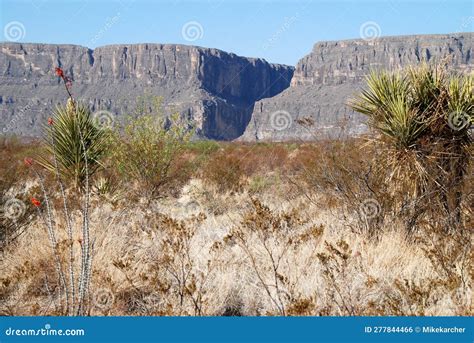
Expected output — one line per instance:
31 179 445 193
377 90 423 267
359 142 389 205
241 32 473 141
1 32 472 141
0 42 293 139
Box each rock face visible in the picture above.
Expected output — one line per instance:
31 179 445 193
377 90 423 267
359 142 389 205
0 43 294 139
2 33 472 141
240 32 474 141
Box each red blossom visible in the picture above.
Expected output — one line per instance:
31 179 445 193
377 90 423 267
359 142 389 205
48 117 54 126
55 67 73 98
24 157 33 166
31 197 41 207
55 67 64 78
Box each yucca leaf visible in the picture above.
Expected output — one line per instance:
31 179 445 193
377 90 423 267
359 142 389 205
37 102 110 189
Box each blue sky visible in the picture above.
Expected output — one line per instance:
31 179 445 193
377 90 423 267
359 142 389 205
1 0 473 65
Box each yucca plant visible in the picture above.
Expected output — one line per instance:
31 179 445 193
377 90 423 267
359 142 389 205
39 99 110 189
350 64 473 230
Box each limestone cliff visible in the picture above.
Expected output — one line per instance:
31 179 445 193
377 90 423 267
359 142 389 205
0 43 294 139
240 32 473 141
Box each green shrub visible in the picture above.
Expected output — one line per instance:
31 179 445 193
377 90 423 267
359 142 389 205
110 99 193 198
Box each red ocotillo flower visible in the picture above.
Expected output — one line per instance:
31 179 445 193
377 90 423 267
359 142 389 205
55 67 73 98
48 117 54 126
55 67 64 78
31 197 41 207
24 157 33 166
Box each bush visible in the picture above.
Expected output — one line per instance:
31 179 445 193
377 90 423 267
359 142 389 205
294 140 392 235
225 199 324 316
0 137 35 248
183 140 221 175
201 143 290 194
201 145 247 193
110 98 193 198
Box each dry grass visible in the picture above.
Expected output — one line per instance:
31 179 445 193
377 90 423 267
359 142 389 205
0 138 472 316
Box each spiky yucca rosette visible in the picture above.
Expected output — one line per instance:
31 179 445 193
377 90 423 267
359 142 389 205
38 100 110 190
350 63 473 229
